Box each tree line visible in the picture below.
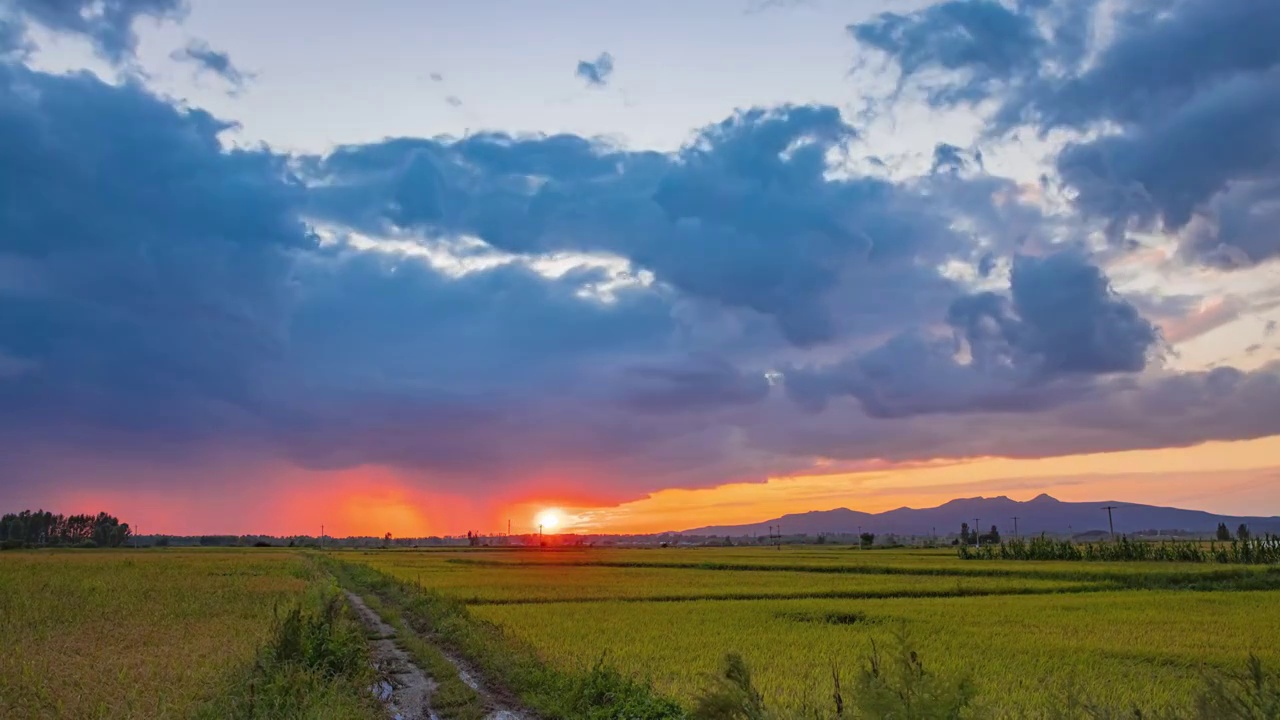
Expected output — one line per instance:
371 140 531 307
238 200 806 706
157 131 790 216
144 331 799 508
1 509 132 549
1216 522 1251 541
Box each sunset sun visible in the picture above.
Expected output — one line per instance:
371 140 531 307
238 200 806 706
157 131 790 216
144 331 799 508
534 508 563 531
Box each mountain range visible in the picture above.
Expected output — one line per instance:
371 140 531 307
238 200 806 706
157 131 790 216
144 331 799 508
682 494 1280 537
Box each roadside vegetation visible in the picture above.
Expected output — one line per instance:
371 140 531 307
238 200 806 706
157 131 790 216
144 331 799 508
195 579 381 719
326 556 685 719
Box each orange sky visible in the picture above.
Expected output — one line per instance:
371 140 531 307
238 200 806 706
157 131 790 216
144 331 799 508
556 435 1280 534
37 435 1280 537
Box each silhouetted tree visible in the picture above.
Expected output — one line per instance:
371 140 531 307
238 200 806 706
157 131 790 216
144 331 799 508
1217 523 1232 541
859 532 876 548
0 509 131 548
1237 524 1251 541
959 522 971 545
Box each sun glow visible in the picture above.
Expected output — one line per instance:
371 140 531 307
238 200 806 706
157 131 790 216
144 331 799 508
534 508 563 531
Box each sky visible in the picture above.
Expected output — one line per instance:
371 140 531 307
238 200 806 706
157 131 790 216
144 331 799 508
2 0 1280 537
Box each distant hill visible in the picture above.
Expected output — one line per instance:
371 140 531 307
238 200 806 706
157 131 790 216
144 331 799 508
682 494 1280 537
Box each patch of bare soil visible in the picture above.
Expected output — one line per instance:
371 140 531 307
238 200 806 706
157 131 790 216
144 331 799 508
345 590 533 720
345 590 438 720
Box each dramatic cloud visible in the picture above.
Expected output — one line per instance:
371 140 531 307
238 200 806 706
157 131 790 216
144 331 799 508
850 0 1052 105
852 0 1280 268
784 250 1159 417
576 51 614 87
171 39 252 91
303 105 1015 347
4 0 186 62
0 61 313 463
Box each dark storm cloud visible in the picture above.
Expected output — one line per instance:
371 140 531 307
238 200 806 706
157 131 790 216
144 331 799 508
850 0 1051 105
784 250 1159 417
575 51 614 87
617 356 771 414
5 0 186 62
171 40 252 91
0 62 309 448
762 362 1280 465
305 105 1001 346
2 30 1277 500
852 0 1280 269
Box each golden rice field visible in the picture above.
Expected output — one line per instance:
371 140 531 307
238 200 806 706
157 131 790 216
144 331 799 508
346 546 1280 718
356 551 1100 603
0 549 312 720
3 545 1278 719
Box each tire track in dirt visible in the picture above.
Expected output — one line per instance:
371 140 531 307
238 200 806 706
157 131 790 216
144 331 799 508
346 590 438 720
345 590 531 720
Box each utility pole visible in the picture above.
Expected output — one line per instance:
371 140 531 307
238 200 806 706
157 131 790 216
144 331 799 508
1102 506 1118 539
320 524 324 552
974 518 981 547
1011 516 1020 540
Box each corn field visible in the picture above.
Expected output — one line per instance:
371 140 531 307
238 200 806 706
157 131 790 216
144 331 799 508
957 534 1280 563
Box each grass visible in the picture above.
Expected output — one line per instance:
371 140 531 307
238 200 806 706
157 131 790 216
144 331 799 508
194 577 382 719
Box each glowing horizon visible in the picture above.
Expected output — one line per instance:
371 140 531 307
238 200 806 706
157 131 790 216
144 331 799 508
14 435 1277 539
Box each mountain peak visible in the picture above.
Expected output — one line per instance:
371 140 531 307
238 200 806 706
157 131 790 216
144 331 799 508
680 493 1279 536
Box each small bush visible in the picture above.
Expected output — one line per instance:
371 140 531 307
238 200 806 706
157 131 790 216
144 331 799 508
196 583 378 720
692 653 771 720
559 656 687 720
1194 654 1280 720
692 637 975 720
850 636 975 720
